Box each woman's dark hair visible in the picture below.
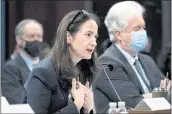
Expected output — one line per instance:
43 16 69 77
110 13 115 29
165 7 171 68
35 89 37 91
51 10 100 91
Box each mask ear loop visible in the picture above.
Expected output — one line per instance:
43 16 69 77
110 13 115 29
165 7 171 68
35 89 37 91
120 32 132 47
117 29 132 46
119 32 138 53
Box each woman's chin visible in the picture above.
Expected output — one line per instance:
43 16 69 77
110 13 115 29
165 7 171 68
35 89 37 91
83 55 92 60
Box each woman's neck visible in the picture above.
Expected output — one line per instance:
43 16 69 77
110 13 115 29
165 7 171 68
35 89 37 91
69 49 81 66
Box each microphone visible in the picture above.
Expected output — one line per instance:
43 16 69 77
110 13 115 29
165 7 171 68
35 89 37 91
102 63 114 71
101 63 122 101
107 64 114 71
102 64 134 110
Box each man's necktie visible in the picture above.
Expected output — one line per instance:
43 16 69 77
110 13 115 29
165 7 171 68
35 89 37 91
134 59 151 92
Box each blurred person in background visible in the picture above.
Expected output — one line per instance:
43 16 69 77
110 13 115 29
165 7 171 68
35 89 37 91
22 10 100 114
10 30 51 60
157 43 171 79
38 42 52 60
2 19 44 104
92 1 171 113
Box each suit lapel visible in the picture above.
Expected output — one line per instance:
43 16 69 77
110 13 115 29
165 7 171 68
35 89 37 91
111 44 145 93
16 55 30 77
51 60 69 106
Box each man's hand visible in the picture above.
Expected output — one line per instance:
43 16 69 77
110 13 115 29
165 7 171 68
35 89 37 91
142 93 152 99
160 78 171 91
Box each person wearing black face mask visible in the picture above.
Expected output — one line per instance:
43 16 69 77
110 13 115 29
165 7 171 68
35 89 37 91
24 40 51 59
24 40 43 58
2 19 44 104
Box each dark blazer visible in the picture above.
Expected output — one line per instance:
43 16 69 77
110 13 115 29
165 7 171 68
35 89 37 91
2 54 30 104
92 44 164 113
23 57 87 114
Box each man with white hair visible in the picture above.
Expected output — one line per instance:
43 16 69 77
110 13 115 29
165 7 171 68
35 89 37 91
2 19 43 104
93 1 171 112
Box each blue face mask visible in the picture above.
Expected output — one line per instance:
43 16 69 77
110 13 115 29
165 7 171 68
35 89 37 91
130 30 148 52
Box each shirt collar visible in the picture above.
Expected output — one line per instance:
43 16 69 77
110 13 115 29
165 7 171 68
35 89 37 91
115 44 138 65
19 50 39 70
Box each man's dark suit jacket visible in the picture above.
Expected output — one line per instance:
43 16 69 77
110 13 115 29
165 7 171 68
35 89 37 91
92 44 164 113
2 54 30 104
23 57 87 114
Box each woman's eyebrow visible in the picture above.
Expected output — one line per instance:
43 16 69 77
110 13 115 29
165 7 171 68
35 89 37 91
85 30 93 33
85 30 98 35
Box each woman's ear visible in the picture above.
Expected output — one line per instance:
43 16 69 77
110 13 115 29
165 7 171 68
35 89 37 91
66 31 73 44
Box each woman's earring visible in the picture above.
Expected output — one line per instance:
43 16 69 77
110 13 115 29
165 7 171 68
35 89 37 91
67 32 72 45
67 41 71 46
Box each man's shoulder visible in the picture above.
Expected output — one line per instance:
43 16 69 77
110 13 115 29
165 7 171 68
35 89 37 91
98 45 121 64
4 59 15 67
2 57 24 77
139 53 154 61
3 56 23 68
